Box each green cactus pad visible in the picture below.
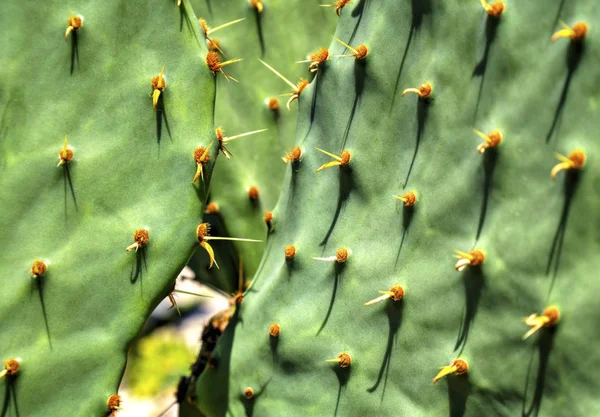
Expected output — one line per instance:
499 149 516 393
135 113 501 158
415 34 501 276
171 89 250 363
193 1 600 416
0 0 216 415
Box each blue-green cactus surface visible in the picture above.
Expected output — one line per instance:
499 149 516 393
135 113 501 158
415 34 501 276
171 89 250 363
192 0 600 416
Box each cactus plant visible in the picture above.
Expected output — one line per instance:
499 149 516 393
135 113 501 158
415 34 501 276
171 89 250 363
191 1 600 416
0 0 222 415
3 0 599 416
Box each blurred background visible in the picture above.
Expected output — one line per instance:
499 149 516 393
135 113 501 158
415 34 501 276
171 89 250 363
117 264 229 417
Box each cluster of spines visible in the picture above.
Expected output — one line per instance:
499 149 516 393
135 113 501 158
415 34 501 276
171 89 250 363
199 17 247 82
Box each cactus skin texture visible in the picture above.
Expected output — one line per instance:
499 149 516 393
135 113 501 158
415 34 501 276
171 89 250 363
192 1 600 416
188 0 337 292
0 0 216 415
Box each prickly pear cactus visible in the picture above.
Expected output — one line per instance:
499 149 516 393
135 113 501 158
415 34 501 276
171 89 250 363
192 1 600 416
188 0 337 291
0 0 217 415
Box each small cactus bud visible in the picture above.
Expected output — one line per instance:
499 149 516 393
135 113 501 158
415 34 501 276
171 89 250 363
65 14 83 39
315 148 351 172
31 260 47 278
282 146 302 163
523 305 560 340
192 142 213 184
326 352 352 368
333 37 368 59
365 285 405 306
264 211 273 223
393 191 417 207
266 97 280 111
551 21 588 43
269 323 281 337
243 387 255 399
264 211 274 232
248 186 259 201
551 150 585 180
126 229 149 252
284 245 296 260
151 66 166 110
402 82 432 99
206 51 243 82
433 358 468 384
320 0 352 17
107 394 122 411
454 249 485 272
299 48 330 72
57 136 74 167
479 0 505 17
313 248 350 263
0 358 21 379
473 129 502 153
205 202 219 214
